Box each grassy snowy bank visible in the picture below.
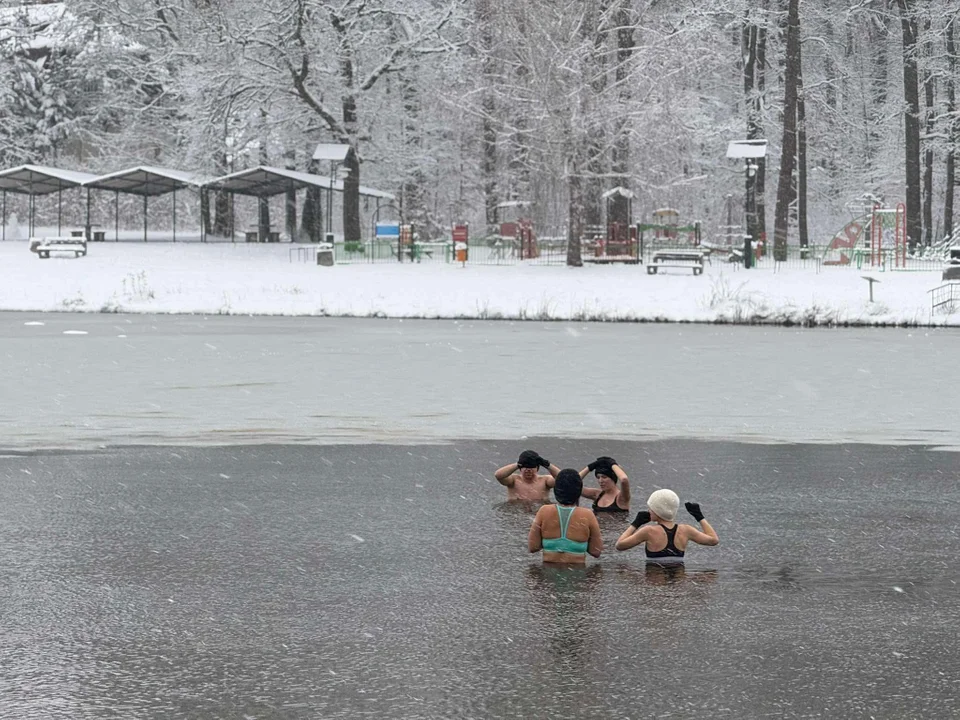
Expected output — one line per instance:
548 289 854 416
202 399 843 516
0 241 956 327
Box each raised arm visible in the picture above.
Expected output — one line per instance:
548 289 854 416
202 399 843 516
534 454 559 485
578 460 602 498
684 502 719 546
616 521 651 551
494 463 518 487
612 464 630 505
528 506 545 553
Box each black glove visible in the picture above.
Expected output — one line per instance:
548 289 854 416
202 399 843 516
517 450 539 468
631 510 651 528
587 460 598 471
685 501 705 522
597 456 617 468
535 455 550 468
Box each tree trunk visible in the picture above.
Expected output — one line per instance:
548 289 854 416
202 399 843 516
755 15 768 245
584 0 608 233
772 0 800 262
284 148 297 240
301 157 322 242
212 148 231 237
922 19 934 246
897 0 922 251
477 0 498 235
743 21 759 245
258 110 270 242
945 16 957 241
340 93 362 242
567 153 584 267
797 43 808 249
608 0 633 229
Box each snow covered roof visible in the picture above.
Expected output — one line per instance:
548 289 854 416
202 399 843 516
497 200 531 208
602 186 634 200
312 144 354 162
0 164 98 195
85 166 205 196
204 166 395 200
726 139 768 159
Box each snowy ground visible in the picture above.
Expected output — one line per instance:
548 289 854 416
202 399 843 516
1 238 957 326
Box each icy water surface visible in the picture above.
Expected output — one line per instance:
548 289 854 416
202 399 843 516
2 313 959 450
2 440 959 718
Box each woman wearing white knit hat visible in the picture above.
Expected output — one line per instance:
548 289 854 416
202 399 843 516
614 488 718 562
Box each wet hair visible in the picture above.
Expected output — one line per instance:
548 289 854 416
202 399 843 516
554 469 583 505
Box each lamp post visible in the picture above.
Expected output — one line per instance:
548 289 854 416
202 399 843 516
327 162 338 238
726 139 767 269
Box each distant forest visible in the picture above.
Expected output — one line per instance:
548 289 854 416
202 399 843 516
1 0 957 259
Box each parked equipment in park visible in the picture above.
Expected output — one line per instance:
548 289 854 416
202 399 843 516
496 201 538 259
823 202 905 268
584 187 641 263
637 208 702 260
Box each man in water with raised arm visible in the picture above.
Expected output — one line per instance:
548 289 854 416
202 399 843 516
494 449 560 501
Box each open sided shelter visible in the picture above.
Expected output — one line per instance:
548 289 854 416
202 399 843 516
0 165 98 239
84 166 205 241
203 165 394 242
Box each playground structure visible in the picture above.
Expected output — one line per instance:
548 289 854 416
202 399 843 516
823 202 906 268
638 208 702 254
496 200 538 259
583 187 640 263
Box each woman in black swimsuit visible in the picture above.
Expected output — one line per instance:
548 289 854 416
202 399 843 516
578 456 631 513
615 488 719 563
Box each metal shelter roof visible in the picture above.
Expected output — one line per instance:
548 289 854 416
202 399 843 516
85 166 205 196
204 165 394 201
0 164 98 195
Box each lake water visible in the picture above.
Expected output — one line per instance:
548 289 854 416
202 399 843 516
1 314 959 718
2 314 959 450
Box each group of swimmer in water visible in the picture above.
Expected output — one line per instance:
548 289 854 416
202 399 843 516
495 449 719 565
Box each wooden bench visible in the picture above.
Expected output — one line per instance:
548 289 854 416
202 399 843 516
29 237 87 259
647 250 704 275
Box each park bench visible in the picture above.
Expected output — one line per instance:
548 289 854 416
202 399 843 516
647 249 704 275
29 237 87 259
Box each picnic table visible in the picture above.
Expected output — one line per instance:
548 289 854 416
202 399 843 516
647 249 705 275
29 237 87 259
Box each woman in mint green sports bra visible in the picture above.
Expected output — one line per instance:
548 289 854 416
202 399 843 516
528 469 603 564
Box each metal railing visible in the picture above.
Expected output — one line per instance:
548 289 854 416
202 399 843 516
929 282 960 314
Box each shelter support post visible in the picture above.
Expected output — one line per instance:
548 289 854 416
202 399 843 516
115 190 119 241
85 188 91 240
173 189 177 242
2 190 5 242
143 195 148 242
57 186 62 234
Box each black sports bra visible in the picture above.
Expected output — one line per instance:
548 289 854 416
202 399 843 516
645 523 684 559
592 492 627 513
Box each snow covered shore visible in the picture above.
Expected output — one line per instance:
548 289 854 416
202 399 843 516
1 240 956 327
